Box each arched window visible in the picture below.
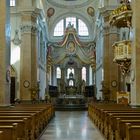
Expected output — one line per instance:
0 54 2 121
82 67 86 82
67 68 74 79
10 0 16 6
66 17 76 28
78 19 89 36
54 19 64 36
11 47 20 64
54 17 89 37
56 67 61 79
89 66 93 85
69 80 74 86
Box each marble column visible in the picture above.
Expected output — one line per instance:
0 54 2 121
77 67 82 93
52 66 57 86
0 0 11 106
130 0 140 106
108 26 120 100
86 66 89 85
61 68 65 93
20 11 38 101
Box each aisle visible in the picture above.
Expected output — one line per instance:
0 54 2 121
39 111 105 140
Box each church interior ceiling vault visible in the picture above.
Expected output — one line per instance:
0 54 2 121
46 0 94 8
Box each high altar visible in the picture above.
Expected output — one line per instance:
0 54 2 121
47 22 95 99
66 86 77 95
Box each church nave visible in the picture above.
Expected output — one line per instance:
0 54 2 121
39 111 104 140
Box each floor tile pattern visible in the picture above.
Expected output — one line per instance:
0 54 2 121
39 111 105 140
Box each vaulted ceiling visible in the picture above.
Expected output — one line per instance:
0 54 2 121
46 0 94 8
45 0 99 41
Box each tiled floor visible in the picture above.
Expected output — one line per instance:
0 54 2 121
39 111 105 140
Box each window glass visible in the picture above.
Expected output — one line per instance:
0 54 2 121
78 19 89 36
82 67 86 82
54 19 64 36
53 17 89 37
66 17 76 28
67 68 74 79
10 0 16 6
69 80 74 86
56 67 61 78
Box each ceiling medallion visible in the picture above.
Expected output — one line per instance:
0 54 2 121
47 7 55 18
87 7 95 17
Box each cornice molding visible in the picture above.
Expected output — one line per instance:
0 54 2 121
99 6 117 17
20 24 38 34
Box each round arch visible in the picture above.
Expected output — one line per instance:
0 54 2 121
49 12 94 40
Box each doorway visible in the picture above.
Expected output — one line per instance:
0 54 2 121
10 77 15 104
10 65 17 104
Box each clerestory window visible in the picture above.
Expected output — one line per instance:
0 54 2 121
10 0 16 6
53 17 89 37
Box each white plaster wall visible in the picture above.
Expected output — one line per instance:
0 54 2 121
39 69 46 100
104 0 118 6
10 10 21 99
89 66 93 85
96 68 103 99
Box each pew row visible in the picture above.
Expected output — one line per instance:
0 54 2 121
0 103 55 140
88 103 140 140
126 123 140 140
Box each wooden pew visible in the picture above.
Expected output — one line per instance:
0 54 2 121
0 107 50 134
88 103 140 140
0 112 40 135
95 107 140 129
0 103 55 140
90 104 129 127
108 115 140 140
0 119 28 139
104 113 140 139
126 123 140 140
116 119 140 140
0 123 18 140
0 131 4 139
0 115 34 140
8 104 54 125
0 110 45 137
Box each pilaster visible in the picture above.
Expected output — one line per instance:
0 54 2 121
0 0 11 106
60 67 65 94
20 10 38 100
130 0 140 106
86 66 89 85
77 67 82 93
101 8 119 100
